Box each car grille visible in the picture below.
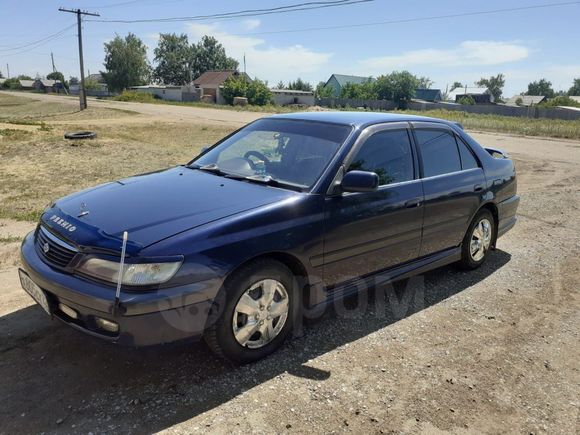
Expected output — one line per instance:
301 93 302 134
35 226 78 268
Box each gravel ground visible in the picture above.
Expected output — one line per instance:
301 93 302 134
0 127 578 434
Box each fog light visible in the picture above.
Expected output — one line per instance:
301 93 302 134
58 303 78 319
95 317 119 333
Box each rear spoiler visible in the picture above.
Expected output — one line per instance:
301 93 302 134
484 147 510 159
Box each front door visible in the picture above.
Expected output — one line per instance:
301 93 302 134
323 124 424 287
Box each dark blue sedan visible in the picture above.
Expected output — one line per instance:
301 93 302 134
19 112 519 363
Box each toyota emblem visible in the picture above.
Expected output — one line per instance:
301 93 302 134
43 242 50 254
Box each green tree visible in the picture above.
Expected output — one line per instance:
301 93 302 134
476 74 505 102
450 81 463 91
526 78 555 98
568 78 580 96
17 75 33 80
47 71 65 83
191 36 238 80
287 78 313 92
153 33 193 85
69 76 79 85
275 80 285 89
221 75 271 105
2 78 21 89
315 81 333 98
340 80 378 99
418 76 434 89
102 33 150 92
375 71 420 107
537 95 580 108
0 70 3 79
247 78 272 105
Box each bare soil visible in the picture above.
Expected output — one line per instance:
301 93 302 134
0 91 578 434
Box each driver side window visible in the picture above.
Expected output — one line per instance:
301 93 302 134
348 129 414 185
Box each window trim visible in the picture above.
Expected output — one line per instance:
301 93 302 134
410 122 479 179
329 122 418 194
453 133 482 170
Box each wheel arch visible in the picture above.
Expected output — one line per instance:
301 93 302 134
475 202 499 247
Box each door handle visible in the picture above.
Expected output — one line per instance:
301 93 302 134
405 198 422 208
474 184 484 192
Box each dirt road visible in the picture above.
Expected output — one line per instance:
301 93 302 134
0 98 578 434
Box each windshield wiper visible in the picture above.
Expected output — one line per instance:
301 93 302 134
189 163 227 176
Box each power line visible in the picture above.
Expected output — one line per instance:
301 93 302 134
0 23 76 53
2 32 76 58
88 0 373 23
231 1 580 36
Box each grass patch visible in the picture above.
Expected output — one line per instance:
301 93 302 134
0 121 234 222
0 235 22 244
398 109 580 140
114 90 157 103
0 129 33 140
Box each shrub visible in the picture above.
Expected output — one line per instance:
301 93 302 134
221 76 272 106
457 96 475 105
2 78 22 90
113 90 156 102
537 96 580 108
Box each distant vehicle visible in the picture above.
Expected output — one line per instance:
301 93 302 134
19 112 519 363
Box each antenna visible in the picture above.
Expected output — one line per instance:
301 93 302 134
113 231 128 316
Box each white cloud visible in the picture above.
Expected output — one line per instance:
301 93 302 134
187 23 333 83
241 19 261 30
358 41 530 74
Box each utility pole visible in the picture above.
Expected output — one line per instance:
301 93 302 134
6 63 9 78
58 7 99 110
51 52 56 73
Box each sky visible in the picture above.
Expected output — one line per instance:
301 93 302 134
1 0 579 96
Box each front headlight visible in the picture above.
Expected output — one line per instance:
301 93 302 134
77 257 182 286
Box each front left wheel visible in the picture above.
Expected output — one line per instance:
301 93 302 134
204 259 299 364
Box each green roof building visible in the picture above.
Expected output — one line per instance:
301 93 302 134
323 74 375 98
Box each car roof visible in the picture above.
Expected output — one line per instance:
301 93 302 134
269 111 457 129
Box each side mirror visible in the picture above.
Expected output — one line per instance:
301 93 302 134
341 170 379 193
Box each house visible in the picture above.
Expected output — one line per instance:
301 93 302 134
70 73 110 97
504 95 546 106
447 87 494 104
192 70 250 104
414 88 442 102
270 89 314 106
33 79 65 93
569 96 580 104
323 74 375 98
19 79 35 90
130 84 185 102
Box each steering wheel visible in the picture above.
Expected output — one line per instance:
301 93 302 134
243 150 271 169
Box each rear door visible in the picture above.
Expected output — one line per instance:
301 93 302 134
411 122 486 256
322 123 424 286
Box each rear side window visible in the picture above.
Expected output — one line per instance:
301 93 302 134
348 129 414 185
456 137 479 170
415 129 461 177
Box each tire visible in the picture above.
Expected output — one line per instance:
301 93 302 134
64 131 96 140
204 259 299 364
459 209 495 270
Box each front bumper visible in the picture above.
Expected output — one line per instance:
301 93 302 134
20 231 222 346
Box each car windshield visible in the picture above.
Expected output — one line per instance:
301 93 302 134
190 119 351 189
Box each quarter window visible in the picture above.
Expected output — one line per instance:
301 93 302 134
348 130 414 185
456 137 479 170
415 129 461 177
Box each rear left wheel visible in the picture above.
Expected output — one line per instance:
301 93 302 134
459 209 494 269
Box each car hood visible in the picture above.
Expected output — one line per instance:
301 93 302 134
42 166 297 253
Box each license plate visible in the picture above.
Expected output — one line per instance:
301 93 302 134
19 270 51 315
